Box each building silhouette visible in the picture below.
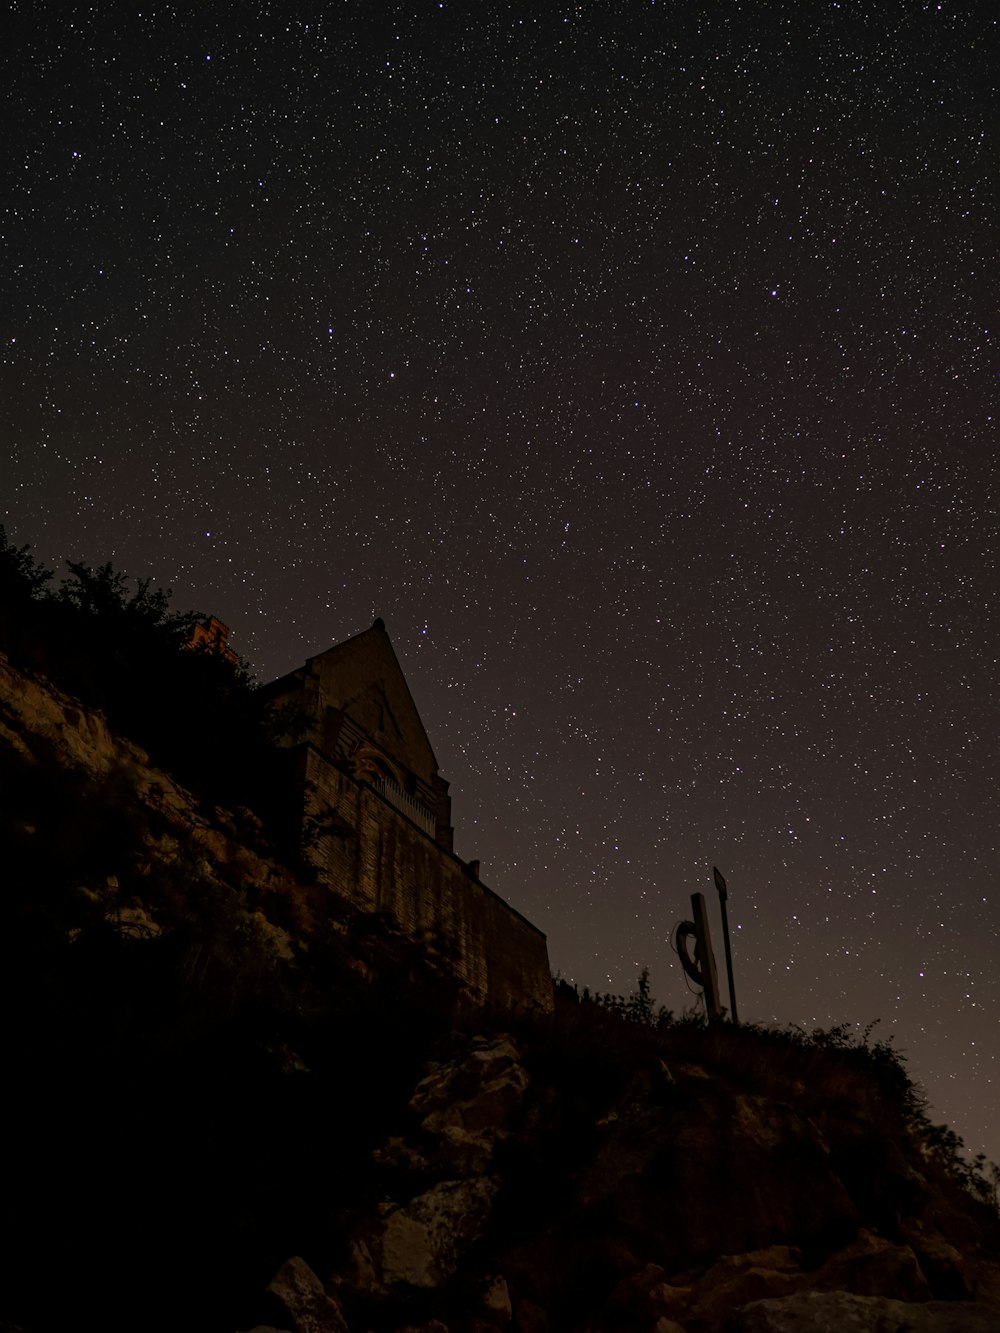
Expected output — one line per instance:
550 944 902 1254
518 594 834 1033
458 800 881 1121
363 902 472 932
264 620 552 1011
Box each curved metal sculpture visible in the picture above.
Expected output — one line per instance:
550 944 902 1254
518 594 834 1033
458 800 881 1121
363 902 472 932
671 892 723 1021
672 919 705 986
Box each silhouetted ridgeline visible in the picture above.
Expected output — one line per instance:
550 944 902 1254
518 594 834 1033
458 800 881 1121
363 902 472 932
1 530 999 1333
0 527 292 822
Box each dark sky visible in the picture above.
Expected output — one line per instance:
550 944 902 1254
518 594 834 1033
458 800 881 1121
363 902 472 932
3 3 998 1168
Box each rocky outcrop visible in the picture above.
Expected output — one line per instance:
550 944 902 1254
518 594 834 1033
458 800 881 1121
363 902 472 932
589 1234 991 1332
0 649 301 951
240 1038 1000 1333
684 1248 812 1327
899 1218 972 1300
575 1089 859 1267
339 1036 531 1297
811 1227 931 1301
266 1256 348 1333
378 1178 502 1289
735 1290 1000 1331
406 1034 531 1171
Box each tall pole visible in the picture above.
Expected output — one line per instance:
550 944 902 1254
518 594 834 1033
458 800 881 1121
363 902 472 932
713 866 739 1026
690 892 723 1022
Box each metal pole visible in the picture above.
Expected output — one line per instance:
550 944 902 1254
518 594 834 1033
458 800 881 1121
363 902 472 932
713 866 739 1026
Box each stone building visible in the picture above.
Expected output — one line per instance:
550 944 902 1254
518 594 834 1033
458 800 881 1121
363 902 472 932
263 620 552 1012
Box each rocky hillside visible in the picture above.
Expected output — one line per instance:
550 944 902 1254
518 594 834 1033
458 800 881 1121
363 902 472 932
1 644 999 1333
288 1024 1000 1333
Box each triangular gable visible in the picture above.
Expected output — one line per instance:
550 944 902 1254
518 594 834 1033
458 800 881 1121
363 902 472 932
307 620 440 784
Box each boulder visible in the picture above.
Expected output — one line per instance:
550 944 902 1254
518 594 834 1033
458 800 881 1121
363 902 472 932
647 1284 695 1323
341 1234 383 1297
480 1275 513 1324
735 1290 1000 1331
407 1037 530 1175
379 1177 501 1288
266 1256 349 1333
372 1134 433 1175
692 1266 808 1328
608 1262 668 1313
608 1265 692 1324
899 1220 971 1300
813 1228 931 1301
704 1246 803 1275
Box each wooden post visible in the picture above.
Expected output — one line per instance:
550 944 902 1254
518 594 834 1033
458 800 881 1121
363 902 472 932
713 866 739 1026
691 892 723 1022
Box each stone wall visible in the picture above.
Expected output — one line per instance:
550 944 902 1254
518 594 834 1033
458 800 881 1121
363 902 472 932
298 743 553 1013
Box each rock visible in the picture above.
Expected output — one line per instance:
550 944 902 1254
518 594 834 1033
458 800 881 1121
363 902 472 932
608 1262 668 1312
606 1263 694 1325
651 1321 689 1333
407 1036 530 1176
513 1300 549 1333
735 1290 1000 1331
814 1228 931 1302
340 1040 525 1299
692 1266 808 1328
682 1247 809 1328
481 1275 513 1324
647 1284 694 1323
341 1234 383 1297
372 1134 433 1175
673 1063 713 1081
831 1130 927 1224
900 1221 971 1300
708 1246 803 1275
431 1126 500 1178
577 1092 858 1267
113 901 162 939
266 1256 349 1333
379 1177 501 1288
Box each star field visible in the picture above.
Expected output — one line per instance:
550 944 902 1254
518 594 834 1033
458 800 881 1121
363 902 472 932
2 3 998 1168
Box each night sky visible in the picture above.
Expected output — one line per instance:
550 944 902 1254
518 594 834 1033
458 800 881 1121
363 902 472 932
3 4 998 1168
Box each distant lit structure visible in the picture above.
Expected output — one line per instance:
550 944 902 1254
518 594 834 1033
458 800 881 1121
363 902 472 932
185 615 240 665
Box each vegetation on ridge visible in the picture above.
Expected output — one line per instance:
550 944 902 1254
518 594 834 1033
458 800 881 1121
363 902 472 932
0 525 294 829
547 972 1000 1213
